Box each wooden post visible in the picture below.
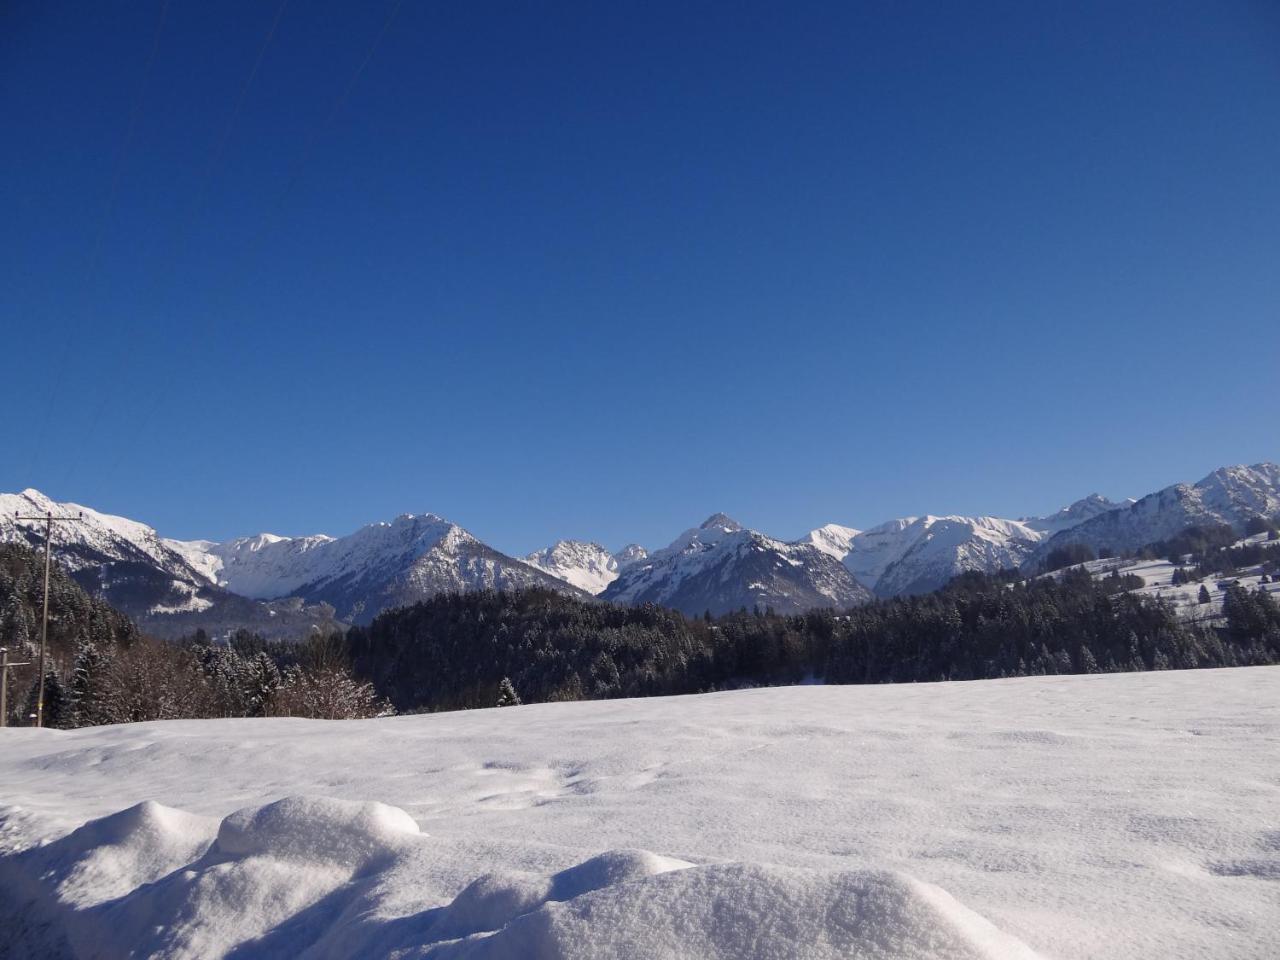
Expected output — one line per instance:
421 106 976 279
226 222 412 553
14 508 85 727
0 648 31 728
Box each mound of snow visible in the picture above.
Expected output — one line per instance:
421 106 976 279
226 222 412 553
215 795 421 869
9 800 218 908
430 849 693 942
2 808 1039 960
436 863 1042 960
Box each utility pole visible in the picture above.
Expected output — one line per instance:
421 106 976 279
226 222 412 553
0 647 32 728
13 509 84 727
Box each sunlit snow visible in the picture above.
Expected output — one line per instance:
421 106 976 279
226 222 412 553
2 667 1277 958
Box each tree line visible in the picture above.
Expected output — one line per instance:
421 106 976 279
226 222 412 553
4 528 1280 726
0 544 386 727
348 566 1280 713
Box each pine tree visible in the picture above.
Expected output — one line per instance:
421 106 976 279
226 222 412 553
496 677 522 707
23 668 70 728
244 652 282 717
69 640 109 727
1198 584 1212 605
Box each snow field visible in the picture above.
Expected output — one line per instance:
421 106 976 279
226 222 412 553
1 667 1278 958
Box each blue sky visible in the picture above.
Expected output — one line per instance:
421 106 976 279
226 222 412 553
3 1 1278 554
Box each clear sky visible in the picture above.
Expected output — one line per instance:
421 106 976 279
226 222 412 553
3 1 1278 555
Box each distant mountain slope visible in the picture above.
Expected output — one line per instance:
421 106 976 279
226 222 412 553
525 541 624 595
179 515 592 625
523 541 652 595
804 495 1125 598
0 493 584 634
0 490 339 640
601 514 872 616
795 524 861 560
1030 463 1280 565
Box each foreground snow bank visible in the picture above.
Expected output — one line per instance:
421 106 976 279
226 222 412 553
0 794 1040 959
433 862 1042 960
2 667 1278 958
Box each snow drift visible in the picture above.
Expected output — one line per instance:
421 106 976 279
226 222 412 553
0 795 1040 960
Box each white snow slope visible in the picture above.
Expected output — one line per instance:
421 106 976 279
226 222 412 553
2 667 1277 959
807 495 1126 597
523 541 623 595
0 489 211 586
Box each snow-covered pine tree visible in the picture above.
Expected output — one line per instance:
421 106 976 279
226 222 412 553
496 677 521 707
22 668 70 728
69 639 110 727
244 652 282 717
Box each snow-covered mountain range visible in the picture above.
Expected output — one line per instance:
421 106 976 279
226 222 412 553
798 493 1127 598
0 493 582 635
0 490 342 640
1026 463 1280 565
600 513 873 616
194 514 588 625
2 461 1276 634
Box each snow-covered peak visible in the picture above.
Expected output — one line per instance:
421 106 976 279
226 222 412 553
613 543 649 569
651 515 750 564
603 516 872 615
525 540 620 595
205 513 461 600
1192 462 1280 518
796 523 862 560
1024 493 1122 536
0 488 210 584
699 512 743 533
823 514 1046 597
1030 462 1280 564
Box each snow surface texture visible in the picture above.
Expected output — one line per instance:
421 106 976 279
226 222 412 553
2 668 1278 959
